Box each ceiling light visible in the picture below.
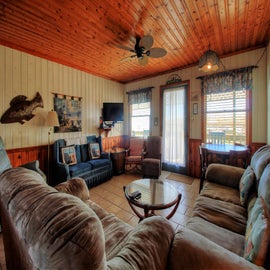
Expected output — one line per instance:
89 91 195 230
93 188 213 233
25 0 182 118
198 49 220 72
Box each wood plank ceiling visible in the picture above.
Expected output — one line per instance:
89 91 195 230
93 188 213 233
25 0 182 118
0 0 269 83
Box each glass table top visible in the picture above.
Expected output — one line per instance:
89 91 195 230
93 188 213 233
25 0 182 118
125 178 179 208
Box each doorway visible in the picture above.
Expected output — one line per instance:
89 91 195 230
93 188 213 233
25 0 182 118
161 83 188 174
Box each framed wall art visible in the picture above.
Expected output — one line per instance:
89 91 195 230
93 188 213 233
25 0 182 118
53 93 82 133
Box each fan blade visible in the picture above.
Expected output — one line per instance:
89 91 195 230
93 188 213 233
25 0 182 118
120 55 136 62
140 35 154 50
117 44 135 52
138 56 148 66
148 47 167 58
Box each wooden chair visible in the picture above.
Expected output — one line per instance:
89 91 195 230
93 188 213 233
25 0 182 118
209 131 226 144
229 148 250 169
125 137 145 173
199 146 214 191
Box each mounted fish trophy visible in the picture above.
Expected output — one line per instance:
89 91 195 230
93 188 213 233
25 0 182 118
0 92 44 124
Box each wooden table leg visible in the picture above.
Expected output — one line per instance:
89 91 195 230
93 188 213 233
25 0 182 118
165 193 181 220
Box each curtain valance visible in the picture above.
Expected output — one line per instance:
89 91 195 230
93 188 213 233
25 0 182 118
127 87 153 104
198 66 256 95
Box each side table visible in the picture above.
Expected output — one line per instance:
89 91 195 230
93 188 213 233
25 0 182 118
106 148 126 175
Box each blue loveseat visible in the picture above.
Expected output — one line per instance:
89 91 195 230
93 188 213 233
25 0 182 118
52 135 113 188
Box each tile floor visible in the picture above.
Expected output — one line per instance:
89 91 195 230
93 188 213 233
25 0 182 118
0 171 200 269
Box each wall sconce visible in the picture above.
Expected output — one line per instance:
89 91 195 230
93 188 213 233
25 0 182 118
198 49 220 72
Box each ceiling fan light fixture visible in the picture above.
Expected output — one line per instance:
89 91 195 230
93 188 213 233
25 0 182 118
198 49 220 72
119 35 167 65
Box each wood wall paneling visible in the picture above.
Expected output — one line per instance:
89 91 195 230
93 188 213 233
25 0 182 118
7 145 48 174
188 139 202 178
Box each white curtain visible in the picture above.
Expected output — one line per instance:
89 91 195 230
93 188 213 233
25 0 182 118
162 87 186 166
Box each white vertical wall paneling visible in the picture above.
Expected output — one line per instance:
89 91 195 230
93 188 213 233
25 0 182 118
0 46 124 149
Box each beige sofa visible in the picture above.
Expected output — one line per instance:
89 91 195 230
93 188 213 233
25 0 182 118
0 168 174 270
169 145 270 270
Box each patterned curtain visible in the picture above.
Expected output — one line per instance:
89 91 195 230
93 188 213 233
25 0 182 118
200 66 255 95
127 87 153 104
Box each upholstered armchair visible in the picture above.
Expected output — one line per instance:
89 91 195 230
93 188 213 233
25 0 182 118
142 136 162 178
125 137 145 173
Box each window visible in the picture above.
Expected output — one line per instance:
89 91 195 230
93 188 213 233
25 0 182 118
130 102 150 137
204 90 250 144
200 66 254 145
127 87 152 137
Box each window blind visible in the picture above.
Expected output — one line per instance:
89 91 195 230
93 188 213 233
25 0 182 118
205 90 247 144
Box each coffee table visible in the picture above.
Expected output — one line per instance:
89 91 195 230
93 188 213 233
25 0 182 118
123 178 181 221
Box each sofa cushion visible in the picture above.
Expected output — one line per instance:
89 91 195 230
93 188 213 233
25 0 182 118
250 144 270 182
86 200 133 260
244 197 270 266
258 163 270 209
89 159 110 169
239 166 255 206
69 162 92 177
205 163 245 189
192 196 247 235
80 144 89 162
200 181 241 206
169 228 260 270
187 216 245 256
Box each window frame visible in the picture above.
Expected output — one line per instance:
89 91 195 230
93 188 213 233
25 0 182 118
202 90 252 145
128 101 152 137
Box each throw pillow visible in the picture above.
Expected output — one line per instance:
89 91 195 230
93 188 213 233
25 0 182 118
244 196 270 266
239 166 255 206
88 143 100 159
61 145 77 165
80 144 89 162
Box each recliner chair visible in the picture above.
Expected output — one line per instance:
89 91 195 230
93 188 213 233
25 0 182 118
142 136 162 178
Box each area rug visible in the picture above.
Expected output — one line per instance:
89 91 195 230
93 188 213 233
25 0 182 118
166 173 194 185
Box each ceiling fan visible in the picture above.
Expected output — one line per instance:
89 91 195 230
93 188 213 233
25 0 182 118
119 35 167 66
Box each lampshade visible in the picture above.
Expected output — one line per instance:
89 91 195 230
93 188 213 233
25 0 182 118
47 110 60 127
198 49 220 72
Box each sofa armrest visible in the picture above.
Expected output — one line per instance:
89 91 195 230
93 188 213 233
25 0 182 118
169 228 263 270
54 178 89 201
53 162 70 185
100 152 110 159
20 160 47 182
205 163 245 189
107 216 174 270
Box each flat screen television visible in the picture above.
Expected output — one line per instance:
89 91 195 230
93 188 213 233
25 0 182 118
102 102 124 123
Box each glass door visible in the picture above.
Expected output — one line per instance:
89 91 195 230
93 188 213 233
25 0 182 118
161 84 188 174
